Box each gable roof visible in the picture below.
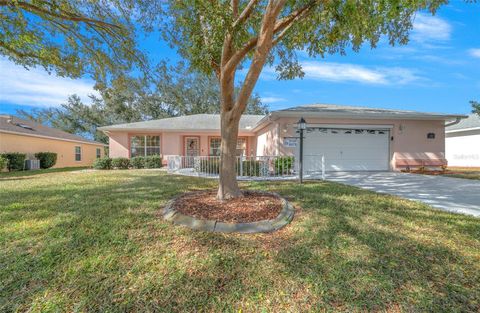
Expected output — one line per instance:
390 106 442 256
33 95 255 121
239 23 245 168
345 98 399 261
99 104 467 133
0 115 106 146
446 113 480 132
98 114 264 132
270 104 466 120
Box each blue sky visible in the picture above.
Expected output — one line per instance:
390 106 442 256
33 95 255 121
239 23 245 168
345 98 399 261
1 2 479 116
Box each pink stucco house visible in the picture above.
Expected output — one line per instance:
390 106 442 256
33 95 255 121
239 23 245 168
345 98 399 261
99 104 466 172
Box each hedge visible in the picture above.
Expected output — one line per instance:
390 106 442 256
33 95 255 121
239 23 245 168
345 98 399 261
112 157 130 169
131 156 145 169
144 155 162 168
1 153 26 171
196 159 263 176
93 157 112 169
274 156 294 175
35 152 57 169
0 155 7 171
198 158 220 174
239 160 262 176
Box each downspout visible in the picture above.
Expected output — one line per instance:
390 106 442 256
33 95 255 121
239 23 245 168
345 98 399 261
445 117 462 127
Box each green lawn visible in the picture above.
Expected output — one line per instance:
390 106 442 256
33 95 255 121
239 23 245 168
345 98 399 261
1 169 479 312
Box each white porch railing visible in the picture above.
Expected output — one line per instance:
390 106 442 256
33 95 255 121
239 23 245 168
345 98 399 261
165 155 325 180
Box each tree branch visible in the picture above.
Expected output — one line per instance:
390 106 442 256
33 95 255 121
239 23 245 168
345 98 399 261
232 0 259 28
272 2 316 46
224 0 318 73
232 0 287 117
0 1 122 30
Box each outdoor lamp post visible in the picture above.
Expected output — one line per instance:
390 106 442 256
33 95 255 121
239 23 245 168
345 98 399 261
298 117 306 184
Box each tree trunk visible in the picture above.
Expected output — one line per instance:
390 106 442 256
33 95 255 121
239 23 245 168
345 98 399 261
216 0 285 200
217 110 242 200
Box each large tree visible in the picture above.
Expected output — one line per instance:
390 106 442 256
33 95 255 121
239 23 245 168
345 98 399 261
160 0 447 199
18 63 267 142
3 0 449 200
0 0 146 80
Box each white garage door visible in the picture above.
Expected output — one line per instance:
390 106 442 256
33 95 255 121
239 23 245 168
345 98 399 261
299 128 390 172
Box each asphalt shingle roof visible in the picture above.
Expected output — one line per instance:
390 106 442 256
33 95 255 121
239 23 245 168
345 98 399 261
99 104 466 132
273 104 465 119
0 115 105 145
446 113 480 131
98 114 265 131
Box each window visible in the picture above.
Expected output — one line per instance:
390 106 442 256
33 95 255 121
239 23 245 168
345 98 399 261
75 146 82 161
96 148 101 159
209 138 221 156
236 138 246 156
130 135 160 157
209 138 247 156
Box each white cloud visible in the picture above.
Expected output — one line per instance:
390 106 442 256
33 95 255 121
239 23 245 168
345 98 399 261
468 48 480 58
300 61 421 85
0 58 98 108
261 96 287 104
411 13 452 43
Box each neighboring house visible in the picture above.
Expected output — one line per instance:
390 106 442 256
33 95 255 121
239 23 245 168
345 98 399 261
0 115 106 168
445 113 480 168
99 104 465 172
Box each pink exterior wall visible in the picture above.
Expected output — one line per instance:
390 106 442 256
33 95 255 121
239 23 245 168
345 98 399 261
108 132 130 158
255 117 446 170
255 122 279 156
106 130 255 158
106 117 446 171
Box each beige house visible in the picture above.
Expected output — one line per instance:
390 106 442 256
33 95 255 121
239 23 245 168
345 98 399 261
99 104 466 172
0 115 106 168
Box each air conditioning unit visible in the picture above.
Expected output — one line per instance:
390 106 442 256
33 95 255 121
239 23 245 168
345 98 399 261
25 159 40 170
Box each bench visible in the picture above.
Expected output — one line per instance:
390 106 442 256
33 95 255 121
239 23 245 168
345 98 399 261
395 159 447 171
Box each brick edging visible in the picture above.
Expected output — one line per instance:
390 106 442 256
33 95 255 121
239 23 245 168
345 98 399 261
162 191 294 233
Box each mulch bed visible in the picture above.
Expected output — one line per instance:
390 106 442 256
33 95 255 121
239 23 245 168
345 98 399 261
173 190 283 223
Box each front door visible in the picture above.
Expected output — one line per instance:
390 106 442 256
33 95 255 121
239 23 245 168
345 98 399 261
184 137 200 167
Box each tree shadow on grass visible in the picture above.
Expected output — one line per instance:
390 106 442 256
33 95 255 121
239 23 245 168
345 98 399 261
1 173 479 312
0 172 248 312
270 181 480 312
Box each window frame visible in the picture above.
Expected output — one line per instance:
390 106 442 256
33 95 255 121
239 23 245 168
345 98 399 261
130 135 161 158
208 137 248 156
96 148 101 159
75 146 82 162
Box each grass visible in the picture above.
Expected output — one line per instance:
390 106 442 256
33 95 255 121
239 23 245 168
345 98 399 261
1 169 479 312
442 168 480 180
0 166 88 178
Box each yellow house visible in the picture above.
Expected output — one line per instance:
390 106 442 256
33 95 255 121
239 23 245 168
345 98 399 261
0 115 106 168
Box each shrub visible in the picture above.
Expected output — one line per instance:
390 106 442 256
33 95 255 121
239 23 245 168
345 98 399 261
34 152 57 169
1 153 26 171
0 155 7 171
198 158 220 174
112 157 130 169
238 160 262 176
93 157 112 169
144 155 162 168
131 156 145 169
274 156 294 175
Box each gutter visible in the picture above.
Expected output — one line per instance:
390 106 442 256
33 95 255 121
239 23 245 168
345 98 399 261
445 117 463 128
445 126 480 134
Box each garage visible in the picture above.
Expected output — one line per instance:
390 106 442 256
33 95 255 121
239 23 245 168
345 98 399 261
300 126 391 172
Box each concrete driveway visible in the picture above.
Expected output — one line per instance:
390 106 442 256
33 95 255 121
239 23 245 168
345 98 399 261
325 172 480 217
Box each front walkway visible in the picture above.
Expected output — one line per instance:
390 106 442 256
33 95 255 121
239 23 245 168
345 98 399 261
325 172 480 217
